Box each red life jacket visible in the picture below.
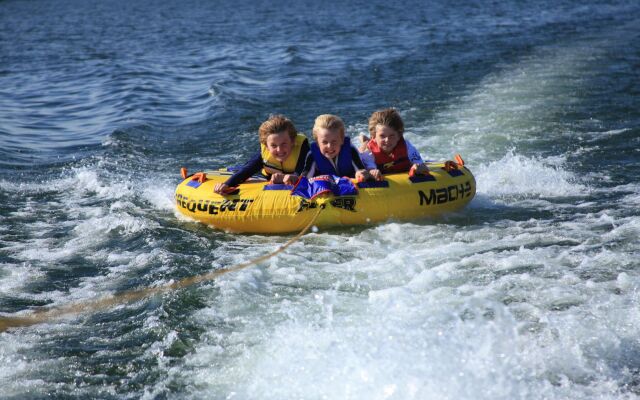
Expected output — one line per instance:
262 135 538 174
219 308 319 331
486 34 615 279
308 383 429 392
367 138 412 173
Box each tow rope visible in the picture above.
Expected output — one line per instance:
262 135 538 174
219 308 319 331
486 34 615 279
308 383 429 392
0 205 325 333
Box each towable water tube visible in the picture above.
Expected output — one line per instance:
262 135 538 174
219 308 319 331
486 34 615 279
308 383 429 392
175 160 476 233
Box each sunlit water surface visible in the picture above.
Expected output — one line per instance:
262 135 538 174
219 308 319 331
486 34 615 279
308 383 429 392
1 0 639 398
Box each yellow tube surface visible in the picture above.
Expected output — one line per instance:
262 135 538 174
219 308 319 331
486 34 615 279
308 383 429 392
175 162 476 233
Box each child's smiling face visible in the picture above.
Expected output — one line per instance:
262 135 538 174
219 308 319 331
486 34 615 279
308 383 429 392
316 128 344 159
266 132 293 162
374 125 400 154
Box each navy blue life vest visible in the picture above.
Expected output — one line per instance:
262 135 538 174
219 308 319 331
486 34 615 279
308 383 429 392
310 137 355 177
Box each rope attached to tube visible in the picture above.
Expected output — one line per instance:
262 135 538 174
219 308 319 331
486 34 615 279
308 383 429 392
0 205 325 333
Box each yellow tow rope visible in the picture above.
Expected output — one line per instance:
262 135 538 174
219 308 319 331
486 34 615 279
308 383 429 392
0 205 325 333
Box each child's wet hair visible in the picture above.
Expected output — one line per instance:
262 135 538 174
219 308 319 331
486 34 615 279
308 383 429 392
368 108 404 138
312 114 345 140
258 115 297 144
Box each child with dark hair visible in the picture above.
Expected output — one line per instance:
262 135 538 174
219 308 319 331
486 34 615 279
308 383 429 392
360 108 429 180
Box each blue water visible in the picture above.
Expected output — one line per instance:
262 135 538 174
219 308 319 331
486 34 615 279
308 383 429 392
1 0 640 398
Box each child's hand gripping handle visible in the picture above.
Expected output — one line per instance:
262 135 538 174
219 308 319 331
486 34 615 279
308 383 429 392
409 163 430 177
442 154 465 172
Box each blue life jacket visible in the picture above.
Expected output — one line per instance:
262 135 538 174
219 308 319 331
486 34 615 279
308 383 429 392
310 137 355 177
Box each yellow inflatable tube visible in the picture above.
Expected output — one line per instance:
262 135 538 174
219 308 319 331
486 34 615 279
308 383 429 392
175 161 476 233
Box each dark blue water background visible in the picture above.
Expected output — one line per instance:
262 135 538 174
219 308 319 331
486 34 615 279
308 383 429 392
1 0 640 398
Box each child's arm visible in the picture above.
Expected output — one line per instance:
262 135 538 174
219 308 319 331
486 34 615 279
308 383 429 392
358 134 370 152
350 146 367 172
294 138 310 174
404 139 430 176
214 154 263 194
350 145 376 181
353 143 382 181
405 140 425 164
358 149 376 170
299 151 316 178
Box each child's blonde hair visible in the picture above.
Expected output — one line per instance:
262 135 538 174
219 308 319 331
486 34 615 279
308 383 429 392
258 115 297 145
312 114 345 140
368 108 404 138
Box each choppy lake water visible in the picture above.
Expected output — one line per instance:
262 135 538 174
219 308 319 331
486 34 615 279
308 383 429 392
1 0 640 398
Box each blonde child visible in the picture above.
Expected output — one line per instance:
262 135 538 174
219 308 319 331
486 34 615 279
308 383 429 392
359 108 429 180
301 114 374 180
214 115 309 194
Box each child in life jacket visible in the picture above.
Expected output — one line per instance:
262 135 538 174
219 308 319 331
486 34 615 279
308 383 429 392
359 108 430 180
301 114 375 180
214 115 309 194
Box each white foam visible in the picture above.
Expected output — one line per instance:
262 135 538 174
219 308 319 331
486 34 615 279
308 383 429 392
405 43 608 167
157 199 640 398
0 262 44 293
3 33 639 399
581 128 631 143
0 334 38 395
475 151 588 199
13 212 153 264
0 162 175 305
141 182 176 211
